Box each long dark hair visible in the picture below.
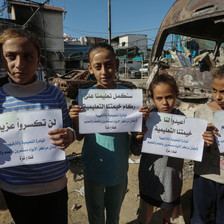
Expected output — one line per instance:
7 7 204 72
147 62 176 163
149 73 179 98
212 65 224 79
88 42 115 61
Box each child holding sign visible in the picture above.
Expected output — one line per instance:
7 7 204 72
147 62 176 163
135 73 186 224
191 66 224 224
134 73 214 224
0 28 75 224
69 42 149 224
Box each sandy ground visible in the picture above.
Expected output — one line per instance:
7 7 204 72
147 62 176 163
0 140 193 224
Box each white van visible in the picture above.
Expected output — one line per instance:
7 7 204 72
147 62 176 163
139 63 148 75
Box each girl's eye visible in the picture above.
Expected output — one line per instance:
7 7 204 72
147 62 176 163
6 53 15 60
94 64 101 70
106 63 113 68
25 55 33 60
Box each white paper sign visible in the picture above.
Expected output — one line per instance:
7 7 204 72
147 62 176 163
0 109 65 168
142 112 208 161
213 111 224 153
78 89 143 133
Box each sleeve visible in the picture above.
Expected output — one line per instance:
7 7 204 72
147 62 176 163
194 104 208 120
130 134 143 156
57 88 73 129
194 107 202 118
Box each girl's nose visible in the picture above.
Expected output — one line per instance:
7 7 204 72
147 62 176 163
216 92 222 101
162 98 168 105
101 66 108 75
15 56 25 69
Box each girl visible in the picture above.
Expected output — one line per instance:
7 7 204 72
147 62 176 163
190 65 224 224
0 28 75 224
69 42 149 224
136 73 213 224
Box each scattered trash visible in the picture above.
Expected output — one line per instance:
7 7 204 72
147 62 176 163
71 203 82 211
66 152 80 161
128 158 140 164
8 221 15 224
75 186 85 196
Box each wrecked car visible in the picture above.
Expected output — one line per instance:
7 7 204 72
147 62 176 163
118 67 141 79
146 0 224 110
52 70 137 100
52 70 96 100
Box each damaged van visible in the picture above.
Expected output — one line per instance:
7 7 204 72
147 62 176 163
146 0 224 113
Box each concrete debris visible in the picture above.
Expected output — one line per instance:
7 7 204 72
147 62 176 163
71 203 82 211
66 152 80 161
128 158 140 164
75 186 85 196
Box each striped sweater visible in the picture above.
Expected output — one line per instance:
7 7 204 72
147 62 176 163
0 78 72 195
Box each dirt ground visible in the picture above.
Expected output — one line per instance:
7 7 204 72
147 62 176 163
0 140 193 224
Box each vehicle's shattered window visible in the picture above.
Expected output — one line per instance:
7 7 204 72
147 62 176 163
160 34 223 70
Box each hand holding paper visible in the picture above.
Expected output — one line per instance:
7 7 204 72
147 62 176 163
78 89 143 134
0 109 66 168
48 128 75 149
142 112 208 161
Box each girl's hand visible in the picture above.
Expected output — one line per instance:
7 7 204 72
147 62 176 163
203 131 214 147
133 126 148 140
69 105 83 119
69 104 84 141
206 124 219 136
48 128 75 149
203 124 219 147
139 106 150 120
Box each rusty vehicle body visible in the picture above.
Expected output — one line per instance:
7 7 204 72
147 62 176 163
52 70 137 100
148 0 224 101
52 70 96 99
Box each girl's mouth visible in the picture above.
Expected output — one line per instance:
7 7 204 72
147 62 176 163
101 76 110 81
216 101 224 105
15 72 25 76
160 107 172 113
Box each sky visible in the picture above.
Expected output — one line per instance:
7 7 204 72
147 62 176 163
1 0 176 47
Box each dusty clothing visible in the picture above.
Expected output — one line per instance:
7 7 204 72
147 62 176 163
194 104 224 184
2 187 68 224
139 155 183 207
191 104 224 223
80 84 132 224
137 199 185 224
84 177 127 224
138 108 184 207
81 85 130 186
0 78 71 196
191 174 224 224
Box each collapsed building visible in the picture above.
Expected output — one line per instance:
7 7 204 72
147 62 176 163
0 0 66 78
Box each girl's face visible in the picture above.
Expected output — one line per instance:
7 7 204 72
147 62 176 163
1 37 39 85
152 83 177 113
212 77 224 109
88 48 119 89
